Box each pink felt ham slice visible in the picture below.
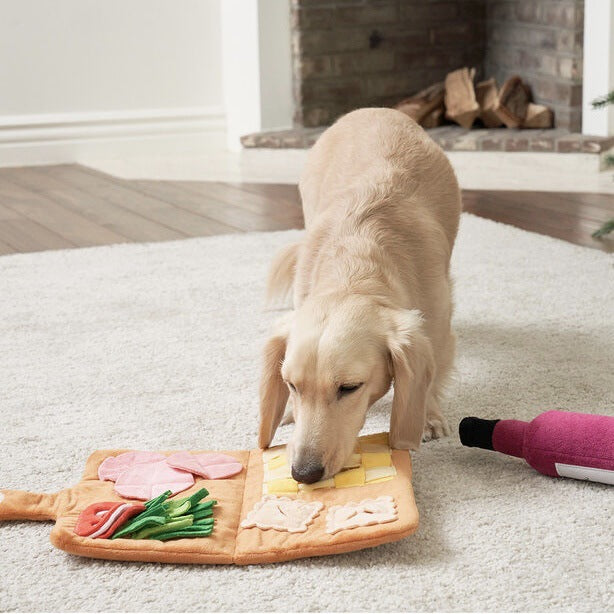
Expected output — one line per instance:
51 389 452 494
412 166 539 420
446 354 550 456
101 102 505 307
114 460 194 500
166 452 243 480
98 451 167 482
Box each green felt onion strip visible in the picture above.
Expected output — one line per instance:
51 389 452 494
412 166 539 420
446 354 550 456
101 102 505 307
111 515 167 539
185 488 209 507
192 509 213 522
145 491 172 508
155 527 213 541
168 500 191 518
133 517 193 540
110 487 217 541
190 500 216 513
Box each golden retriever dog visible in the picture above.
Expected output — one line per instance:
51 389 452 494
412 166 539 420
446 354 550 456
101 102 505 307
259 108 461 484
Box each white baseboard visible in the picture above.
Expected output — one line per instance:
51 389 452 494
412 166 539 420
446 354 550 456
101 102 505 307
0 107 226 167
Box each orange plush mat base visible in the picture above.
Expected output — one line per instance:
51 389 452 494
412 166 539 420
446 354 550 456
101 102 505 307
0 439 419 565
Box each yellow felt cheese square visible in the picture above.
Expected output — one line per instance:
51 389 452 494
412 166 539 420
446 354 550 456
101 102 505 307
267 454 287 471
334 466 366 488
267 477 299 494
342 453 362 469
360 443 389 454
298 478 335 492
359 432 389 446
361 452 392 468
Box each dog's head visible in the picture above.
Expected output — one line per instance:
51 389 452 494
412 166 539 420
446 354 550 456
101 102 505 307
258 294 434 483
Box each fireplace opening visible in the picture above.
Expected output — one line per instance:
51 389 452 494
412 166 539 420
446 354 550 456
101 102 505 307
242 1 613 154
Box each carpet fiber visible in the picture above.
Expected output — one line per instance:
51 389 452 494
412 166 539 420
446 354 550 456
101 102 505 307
0 214 612 612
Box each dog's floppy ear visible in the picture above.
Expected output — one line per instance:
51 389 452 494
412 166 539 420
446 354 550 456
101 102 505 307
258 312 293 448
386 309 435 450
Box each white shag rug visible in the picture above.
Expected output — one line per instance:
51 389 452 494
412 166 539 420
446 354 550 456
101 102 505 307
0 214 612 613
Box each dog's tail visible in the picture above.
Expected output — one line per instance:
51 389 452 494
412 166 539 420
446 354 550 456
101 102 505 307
266 241 301 307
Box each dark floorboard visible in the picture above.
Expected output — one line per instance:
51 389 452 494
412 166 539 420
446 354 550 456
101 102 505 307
0 164 611 255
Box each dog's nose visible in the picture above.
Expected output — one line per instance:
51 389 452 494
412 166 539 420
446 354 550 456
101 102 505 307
291 461 325 484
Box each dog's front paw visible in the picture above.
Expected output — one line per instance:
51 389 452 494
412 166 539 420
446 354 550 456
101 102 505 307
422 415 450 442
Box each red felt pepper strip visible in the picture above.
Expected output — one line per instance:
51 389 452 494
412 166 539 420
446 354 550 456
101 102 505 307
95 504 146 539
74 502 145 539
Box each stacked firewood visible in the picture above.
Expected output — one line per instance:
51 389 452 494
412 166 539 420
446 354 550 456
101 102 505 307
394 67 553 130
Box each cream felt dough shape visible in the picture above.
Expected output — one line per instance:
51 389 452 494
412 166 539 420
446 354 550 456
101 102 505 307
325 496 398 534
0 434 419 565
240 496 323 533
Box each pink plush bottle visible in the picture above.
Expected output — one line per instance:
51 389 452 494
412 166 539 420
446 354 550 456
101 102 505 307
459 410 614 485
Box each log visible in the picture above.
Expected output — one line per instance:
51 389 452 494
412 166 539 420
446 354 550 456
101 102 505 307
444 67 480 129
494 76 531 128
475 78 503 128
420 106 445 128
394 82 445 125
523 102 554 128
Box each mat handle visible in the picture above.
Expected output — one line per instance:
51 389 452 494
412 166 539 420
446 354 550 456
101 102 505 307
0 489 60 521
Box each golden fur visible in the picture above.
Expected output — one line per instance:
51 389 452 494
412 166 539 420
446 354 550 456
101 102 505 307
259 108 461 481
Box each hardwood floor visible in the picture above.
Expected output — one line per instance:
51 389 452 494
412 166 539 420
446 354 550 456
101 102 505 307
462 190 614 251
0 164 612 256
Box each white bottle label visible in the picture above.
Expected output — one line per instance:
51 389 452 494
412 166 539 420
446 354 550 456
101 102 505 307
555 463 614 485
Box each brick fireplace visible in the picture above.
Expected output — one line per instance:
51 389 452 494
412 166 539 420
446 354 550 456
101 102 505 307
290 0 583 131
485 1 583 130
241 0 614 153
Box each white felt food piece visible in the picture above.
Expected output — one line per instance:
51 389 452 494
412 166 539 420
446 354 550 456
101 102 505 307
240 495 323 533
265 464 292 480
166 452 243 479
261 446 284 463
114 460 195 500
365 466 396 482
325 496 398 534
98 451 167 482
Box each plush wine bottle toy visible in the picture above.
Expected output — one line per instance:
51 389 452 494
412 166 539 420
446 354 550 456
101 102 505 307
459 410 614 486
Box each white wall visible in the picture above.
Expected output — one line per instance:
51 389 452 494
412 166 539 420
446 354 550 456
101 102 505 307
0 0 225 165
257 0 294 133
582 0 614 136
221 0 293 150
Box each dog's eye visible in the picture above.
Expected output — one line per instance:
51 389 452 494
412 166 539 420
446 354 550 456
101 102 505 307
287 382 297 392
338 383 363 397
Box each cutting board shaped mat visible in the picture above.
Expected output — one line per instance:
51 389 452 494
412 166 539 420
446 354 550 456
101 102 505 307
0 433 419 564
